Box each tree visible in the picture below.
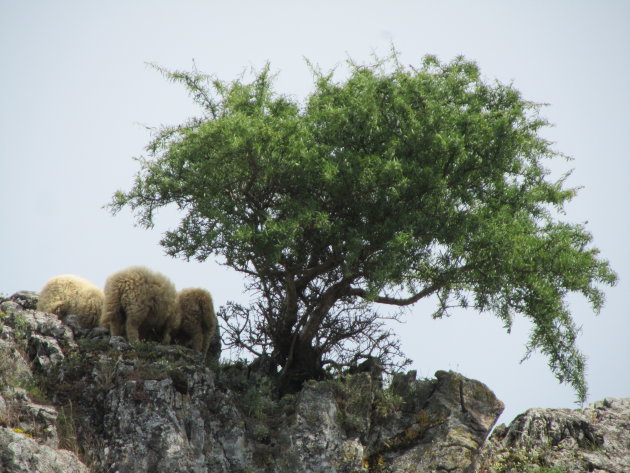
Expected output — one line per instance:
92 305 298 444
110 54 616 400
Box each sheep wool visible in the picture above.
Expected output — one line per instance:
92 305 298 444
37 274 104 329
101 266 181 344
174 288 218 358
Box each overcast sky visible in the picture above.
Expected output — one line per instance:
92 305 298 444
1 1 628 426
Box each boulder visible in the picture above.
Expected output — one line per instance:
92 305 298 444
478 397 630 473
369 369 504 473
0 427 89 473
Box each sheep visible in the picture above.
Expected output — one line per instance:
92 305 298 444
101 266 180 344
173 288 218 358
37 274 104 329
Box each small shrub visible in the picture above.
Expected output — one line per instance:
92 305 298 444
373 386 404 419
57 402 79 454
485 447 550 473
240 377 274 419
77 337 111 352
277 392 298 416
526 467 567 473
17 377 50 404
9 313 30 351
95 357 121 390
124 360 169 382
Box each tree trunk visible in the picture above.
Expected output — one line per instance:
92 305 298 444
276 336 326 396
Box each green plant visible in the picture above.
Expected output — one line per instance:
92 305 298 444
484 446 551 473
57 401 79 454
276 392 298 416
9 312 30 351
16 376 49 404
124 359 170 383
77 337 111 352
0 346 18 391
373 386 404 419
131 340 164 360
95 357 121 390
322 375 372 436
526 467 567 473
240 377 274 419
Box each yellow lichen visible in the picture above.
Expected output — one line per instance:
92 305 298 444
12 427 32 438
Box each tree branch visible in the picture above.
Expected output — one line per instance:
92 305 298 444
295 253 342 289
348 265 474 306
346 284 439 306
299 277 354 344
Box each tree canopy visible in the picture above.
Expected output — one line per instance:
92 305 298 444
110 54 616 400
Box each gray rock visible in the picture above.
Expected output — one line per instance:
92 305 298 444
108 335 132 351
0 427 88 473
368 369 504 473
1 294 506 473
478 397 630 473
0 310 87 472
9 291 625 473
86 326 110 339
60 314 84 336
8 291 40 310
281 379 353 473
27 333 66 373
0 300 76 348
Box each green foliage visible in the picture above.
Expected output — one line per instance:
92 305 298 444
0 343 18 393
8 312 30 351
527 468 567 473
373 386 404 419
216 361 277 419
76 337 112 353
483 447 570 473
57 402 80 454
240 376 275 419
110 52 616 399
18 378 49 404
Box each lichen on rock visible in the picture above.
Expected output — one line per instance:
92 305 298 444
477 397 630 473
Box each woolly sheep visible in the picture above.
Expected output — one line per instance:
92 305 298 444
37 274 104 329
173 288 217 358
101 266 181 344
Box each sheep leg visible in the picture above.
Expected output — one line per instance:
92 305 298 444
161 326 173 345
125 323 140 343
190 332 204 352
124 308 145 343
108 314 125 337
201 333 211 357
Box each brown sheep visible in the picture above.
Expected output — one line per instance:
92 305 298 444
173 288 218 358
101 266 180 344
37 275 104 329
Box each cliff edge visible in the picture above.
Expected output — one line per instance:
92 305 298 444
0 291 627 473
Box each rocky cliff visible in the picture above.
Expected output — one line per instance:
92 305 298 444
477 397 630 473
0 292 627 473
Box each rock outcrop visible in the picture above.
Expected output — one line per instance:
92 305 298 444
1 291 627 473
478 397 630 473
0 294 87 473
0 427 89 473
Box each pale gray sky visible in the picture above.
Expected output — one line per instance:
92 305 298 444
1 1 628 425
